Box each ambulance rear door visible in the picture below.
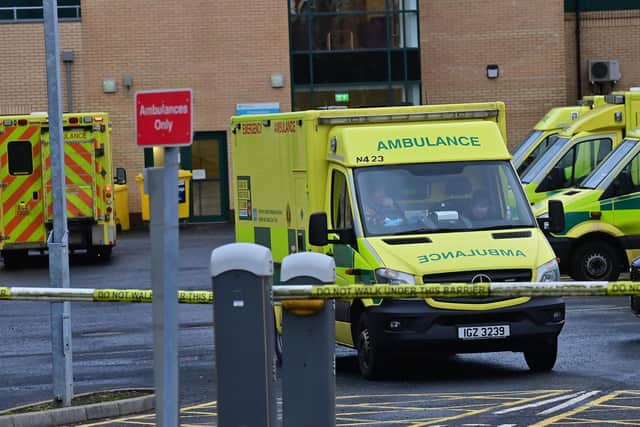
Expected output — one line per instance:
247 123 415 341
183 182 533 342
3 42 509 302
0 120 47 246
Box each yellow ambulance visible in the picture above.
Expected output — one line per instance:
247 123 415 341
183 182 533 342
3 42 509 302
513 96 605 175
0 112 117 268
513 106 588 175
521 91 640 205
533 128 640 281
231 103 565 379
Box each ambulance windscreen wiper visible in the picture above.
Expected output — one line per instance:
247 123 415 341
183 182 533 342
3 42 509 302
471 224 536 231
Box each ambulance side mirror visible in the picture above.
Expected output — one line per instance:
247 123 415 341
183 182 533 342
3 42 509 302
309 212 329 246
547 199 565 234
308 212 356 248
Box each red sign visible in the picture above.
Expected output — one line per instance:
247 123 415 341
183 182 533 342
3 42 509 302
135 89 193 147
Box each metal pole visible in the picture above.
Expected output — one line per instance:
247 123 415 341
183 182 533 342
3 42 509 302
148 147 180 426
43 0 73 407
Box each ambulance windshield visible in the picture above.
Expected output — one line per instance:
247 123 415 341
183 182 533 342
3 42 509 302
354 160 536 236
520 137 570 183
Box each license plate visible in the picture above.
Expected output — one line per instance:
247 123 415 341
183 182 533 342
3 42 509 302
458 325 510 340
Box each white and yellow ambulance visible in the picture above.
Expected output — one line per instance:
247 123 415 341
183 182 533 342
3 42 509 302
231 103 565 379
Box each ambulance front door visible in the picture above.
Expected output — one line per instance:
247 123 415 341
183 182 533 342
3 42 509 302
0 126 46 246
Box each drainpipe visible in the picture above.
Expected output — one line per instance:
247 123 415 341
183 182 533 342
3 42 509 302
575 0 582 100
62 50 74 112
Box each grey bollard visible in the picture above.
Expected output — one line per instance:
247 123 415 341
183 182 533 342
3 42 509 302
280 252 336 427
210 243 277 427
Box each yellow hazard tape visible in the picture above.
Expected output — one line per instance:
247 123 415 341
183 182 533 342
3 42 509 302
93 289 153 303
0 287 10 299
607 281 640 296
309 284 490 299
178 290 213 304
91 289 213 303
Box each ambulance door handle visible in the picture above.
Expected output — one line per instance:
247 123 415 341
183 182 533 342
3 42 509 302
32 191 38 200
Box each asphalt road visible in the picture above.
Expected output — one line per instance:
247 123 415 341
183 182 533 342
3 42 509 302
1 223 639 426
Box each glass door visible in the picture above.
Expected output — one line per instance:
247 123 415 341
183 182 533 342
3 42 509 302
180 131 229 222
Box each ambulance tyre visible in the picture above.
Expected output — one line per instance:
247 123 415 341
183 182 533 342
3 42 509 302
356 313 388 380
89 245 112 261
524 336 557 372
1 249 27 270
571 241 620 281
274 317 283 367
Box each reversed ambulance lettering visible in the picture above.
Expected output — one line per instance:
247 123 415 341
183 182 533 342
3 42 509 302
377 135 480 151
418 248 527 264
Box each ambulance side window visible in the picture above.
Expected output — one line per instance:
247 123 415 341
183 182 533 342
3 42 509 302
608 151 640 198
331 170 353 229
8 141 33 175
540 138 612 191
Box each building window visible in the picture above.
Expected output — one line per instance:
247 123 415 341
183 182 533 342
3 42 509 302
289 0 421 109
0 0 81 23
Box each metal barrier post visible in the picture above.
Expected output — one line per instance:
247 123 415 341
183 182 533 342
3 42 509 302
210 243 277 427
281 252 336 427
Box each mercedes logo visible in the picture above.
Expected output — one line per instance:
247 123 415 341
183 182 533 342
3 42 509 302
471 273 492 284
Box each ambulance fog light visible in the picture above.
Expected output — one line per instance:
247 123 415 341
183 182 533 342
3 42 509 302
552 310 564 322
389 320 402 330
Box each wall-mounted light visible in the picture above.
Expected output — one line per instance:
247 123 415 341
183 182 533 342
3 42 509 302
271 73 284 88
486 64 499 79
102 78 117 93
123 75 133 91
62 50 74 63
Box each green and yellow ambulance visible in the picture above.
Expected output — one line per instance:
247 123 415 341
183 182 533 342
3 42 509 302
513 106 588 175
520 91 640 205
513 96 605 176
533 129 640 281
231 103 565 379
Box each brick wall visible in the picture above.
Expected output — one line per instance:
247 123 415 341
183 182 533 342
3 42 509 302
565 10 640 103
77 1 291 213
422 0 567 151
5 3 640 217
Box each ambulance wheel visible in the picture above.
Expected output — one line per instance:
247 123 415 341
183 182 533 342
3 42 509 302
356 314 388 380
89 245 112 261
274 323 283 367
2 249 27 270
571 241 620 281
524 336 558 372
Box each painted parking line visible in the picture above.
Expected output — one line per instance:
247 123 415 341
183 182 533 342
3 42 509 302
532 390 640 426
77 390 640 426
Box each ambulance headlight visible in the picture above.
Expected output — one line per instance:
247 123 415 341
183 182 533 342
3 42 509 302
537 259 560 282
375 268 415 284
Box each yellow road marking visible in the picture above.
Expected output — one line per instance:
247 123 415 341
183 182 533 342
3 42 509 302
531 391 623 426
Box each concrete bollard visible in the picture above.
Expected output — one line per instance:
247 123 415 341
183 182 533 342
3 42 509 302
210 243 277 427
280 252 336 427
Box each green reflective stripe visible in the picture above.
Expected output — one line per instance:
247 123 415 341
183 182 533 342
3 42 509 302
614 196 640 210
334 244 354 268
254 227 271 249
564 211 591 231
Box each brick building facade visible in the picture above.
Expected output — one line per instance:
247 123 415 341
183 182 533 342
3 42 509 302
0 1 637 222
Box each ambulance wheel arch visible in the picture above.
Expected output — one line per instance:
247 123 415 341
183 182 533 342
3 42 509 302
569 234 625 281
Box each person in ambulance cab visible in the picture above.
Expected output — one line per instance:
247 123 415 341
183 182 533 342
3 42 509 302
469 189 491 221
363 185 404 227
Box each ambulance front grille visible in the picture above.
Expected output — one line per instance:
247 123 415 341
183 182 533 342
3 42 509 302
422 269 532 303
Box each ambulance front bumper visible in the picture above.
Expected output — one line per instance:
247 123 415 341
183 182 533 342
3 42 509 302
365 297 565 354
